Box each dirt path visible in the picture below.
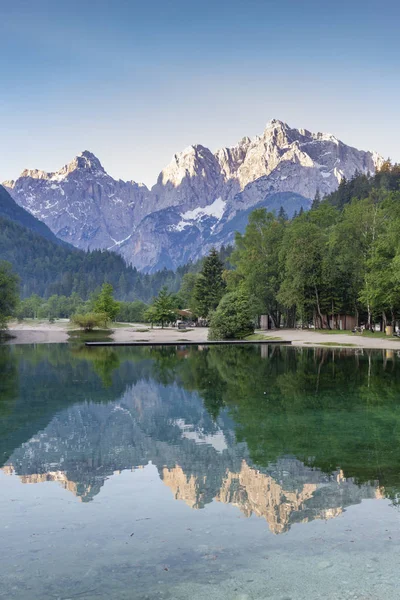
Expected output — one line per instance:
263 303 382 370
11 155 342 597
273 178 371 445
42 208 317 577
5 321 209 345
5 321 400 350
270 328 400 350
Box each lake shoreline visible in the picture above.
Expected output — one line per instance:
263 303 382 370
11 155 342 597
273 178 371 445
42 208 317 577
4 320 400 349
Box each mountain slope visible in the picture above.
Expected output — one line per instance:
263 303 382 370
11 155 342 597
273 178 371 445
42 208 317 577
0 215 180 300
0 185 65 245
3 152 149 252
4 120 384 271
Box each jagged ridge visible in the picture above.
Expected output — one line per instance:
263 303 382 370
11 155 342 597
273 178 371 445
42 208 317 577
4 120 383 271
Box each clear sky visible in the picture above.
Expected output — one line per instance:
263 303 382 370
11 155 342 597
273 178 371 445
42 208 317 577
1 0 399 186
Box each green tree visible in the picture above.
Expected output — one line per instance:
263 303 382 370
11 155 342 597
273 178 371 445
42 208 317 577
278 218 326 326
208 290 254 340
146 286 177 328
24 294 43 319
231 209 285 327
192 249 226 317
311 188 321 210
178 272 198 308
0 261 19 331
94 283 120 322
116 300 148 323
358 194 400 326
278 206 288 221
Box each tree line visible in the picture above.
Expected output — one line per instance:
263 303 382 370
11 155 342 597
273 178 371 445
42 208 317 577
0 209 232 303
1 162 399 338
175 163 400 338
225 163 400 331
0 245 232 333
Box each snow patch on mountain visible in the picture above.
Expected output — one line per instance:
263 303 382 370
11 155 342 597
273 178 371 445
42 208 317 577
4 119 385 271
182 197 226 221
170 197 227 232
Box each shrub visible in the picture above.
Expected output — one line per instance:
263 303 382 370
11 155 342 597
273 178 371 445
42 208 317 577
71 312 108 331
208 290 254 340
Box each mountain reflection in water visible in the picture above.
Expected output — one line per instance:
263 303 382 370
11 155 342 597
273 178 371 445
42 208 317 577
1 343 400 536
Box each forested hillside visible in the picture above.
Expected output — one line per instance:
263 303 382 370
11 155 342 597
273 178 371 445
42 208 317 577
325 161 400 207
0 185 65 245
0 206 232 302
0 216 177 301
221 163 400 331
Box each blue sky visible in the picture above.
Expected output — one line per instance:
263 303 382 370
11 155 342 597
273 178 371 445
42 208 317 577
1 0 399 185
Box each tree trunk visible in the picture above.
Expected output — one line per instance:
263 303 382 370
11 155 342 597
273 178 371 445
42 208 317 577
314 286 324 329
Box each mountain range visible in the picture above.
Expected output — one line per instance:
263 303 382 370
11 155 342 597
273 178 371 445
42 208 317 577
4 119 384 271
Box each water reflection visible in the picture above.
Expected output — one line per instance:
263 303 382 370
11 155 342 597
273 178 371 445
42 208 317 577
1 343 400 532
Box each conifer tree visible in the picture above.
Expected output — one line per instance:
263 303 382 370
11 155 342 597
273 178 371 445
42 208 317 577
192 248 226 317
311 189 321 210
278 206 288 221
94 283 120 321
146 286 176 328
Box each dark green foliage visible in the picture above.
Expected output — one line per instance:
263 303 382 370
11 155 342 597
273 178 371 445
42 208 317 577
145 286 177 327
0 185 65 245
16 292 84 319
94 283 120 321
0 261 19 330
231 209 285 327
192 248 226 317
208 289 254 340
311 188 321 210
176 272 198 308
278 205 288 221
116 300 147 323
227 163 400 328
325 162 400 209
0 211 233 303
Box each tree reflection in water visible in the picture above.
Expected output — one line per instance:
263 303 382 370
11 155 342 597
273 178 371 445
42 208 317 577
2 343 400 525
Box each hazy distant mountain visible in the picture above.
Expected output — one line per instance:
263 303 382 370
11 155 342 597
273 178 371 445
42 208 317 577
4 120 384 271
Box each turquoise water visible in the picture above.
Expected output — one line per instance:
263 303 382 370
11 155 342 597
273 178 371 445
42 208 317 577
1 343 400 599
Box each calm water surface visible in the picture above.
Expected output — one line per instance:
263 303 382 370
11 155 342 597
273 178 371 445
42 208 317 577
1 343 400 599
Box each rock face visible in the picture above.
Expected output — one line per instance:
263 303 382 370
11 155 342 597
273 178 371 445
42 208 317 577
4 151 150 254
4 120 384 271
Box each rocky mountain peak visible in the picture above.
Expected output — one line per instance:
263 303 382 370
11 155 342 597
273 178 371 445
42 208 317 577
4 120 385 271
60 150 106 178
2 179 15 189
11 150 106 184
156 144 221 190
264 118 289 131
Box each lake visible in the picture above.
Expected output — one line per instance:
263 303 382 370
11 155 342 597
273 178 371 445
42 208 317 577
1 343 399 599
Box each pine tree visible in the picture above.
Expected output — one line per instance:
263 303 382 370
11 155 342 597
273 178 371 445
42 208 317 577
299 206 304 216
192 248 226 317
311 189 321 210
147 286 176 328
278 206 288 221
94 283 120 321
